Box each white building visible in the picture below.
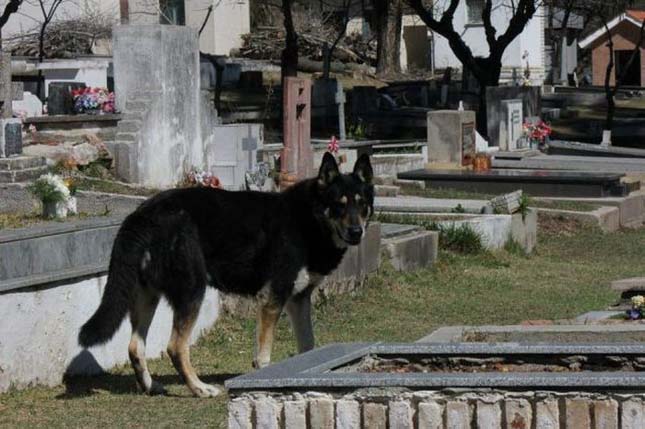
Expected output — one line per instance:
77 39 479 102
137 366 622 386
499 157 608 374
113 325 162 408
2 0 249 57
431 0 545 85
348 0 545 84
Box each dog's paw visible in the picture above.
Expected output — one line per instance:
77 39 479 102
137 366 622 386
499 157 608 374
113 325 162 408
252 359 270 369
148 381 167 396
191 383 222 398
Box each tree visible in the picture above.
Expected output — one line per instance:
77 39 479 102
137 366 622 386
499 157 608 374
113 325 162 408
576 0 640 136
545 0 578 84
281 0 298 79
29 0 66 97
406 0 540 136
0 0 24 48
371 0 403 77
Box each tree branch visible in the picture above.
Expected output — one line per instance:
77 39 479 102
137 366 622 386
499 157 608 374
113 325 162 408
0 0 23 29
482 0 496 47
198 5 213 36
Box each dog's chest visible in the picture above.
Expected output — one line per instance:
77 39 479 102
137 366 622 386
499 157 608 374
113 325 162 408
292 268 324 295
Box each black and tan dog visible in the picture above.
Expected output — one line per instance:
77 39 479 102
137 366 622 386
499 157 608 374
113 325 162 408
78 153 374 397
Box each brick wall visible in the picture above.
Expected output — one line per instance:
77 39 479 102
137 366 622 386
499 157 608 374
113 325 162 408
229 390 645 428
591 20 645 86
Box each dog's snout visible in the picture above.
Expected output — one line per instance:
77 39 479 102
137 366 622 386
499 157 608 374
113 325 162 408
348 226 363 239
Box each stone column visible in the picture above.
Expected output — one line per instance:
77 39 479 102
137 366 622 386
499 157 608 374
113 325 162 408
280 77 313 189
0 51 13 119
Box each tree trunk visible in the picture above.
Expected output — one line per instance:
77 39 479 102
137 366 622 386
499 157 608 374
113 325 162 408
374 0 402 78
281 0 298 80
35 25 47 99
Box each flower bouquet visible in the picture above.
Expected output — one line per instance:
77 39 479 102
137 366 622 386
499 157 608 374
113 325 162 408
183 169 222 189
627 295 645 320
28 173 77 219
71 87 115 114
522 120 552 150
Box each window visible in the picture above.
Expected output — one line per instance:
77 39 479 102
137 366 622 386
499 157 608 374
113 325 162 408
466 0 485 25
160 0 186 25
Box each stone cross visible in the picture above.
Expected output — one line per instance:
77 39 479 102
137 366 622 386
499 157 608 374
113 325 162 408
241 125 258 172
335 82 346 141
281 77 312 189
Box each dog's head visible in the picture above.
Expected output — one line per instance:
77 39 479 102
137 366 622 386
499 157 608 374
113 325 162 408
316 152 374 247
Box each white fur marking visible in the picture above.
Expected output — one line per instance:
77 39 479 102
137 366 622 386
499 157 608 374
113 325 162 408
141 251 151 270
293 268 310 295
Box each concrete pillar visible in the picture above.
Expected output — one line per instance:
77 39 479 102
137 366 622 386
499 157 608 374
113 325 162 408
280 77 313 189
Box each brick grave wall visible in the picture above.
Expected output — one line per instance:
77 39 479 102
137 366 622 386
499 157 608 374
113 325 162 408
229 390 645 429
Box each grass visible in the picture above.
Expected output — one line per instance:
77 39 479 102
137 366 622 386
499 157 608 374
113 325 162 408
2 218 645 427
0 211 109 231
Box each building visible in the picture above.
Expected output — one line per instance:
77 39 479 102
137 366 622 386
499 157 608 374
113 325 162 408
578 10 645 87
2 0 249 57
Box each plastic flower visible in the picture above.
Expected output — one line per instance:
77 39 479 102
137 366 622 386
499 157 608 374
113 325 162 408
328 135 339 154
632 295 645 308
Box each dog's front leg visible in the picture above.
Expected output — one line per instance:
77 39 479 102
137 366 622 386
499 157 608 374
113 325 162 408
253 301 282 369
285 290 315 353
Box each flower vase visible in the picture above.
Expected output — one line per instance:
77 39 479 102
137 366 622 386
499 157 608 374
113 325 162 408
66 196 77 215
42 200 68 219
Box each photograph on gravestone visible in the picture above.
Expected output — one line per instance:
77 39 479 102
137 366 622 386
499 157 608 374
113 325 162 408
461 121 475 166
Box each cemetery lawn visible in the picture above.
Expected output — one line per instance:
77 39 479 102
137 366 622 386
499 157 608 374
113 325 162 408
2 218 644 427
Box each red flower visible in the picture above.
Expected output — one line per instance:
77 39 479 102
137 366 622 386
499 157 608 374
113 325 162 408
327 135 339 154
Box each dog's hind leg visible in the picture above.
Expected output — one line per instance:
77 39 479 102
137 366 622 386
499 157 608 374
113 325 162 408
253 302 282 369
167 303 221 398
128 291 163 395
285 290 315 353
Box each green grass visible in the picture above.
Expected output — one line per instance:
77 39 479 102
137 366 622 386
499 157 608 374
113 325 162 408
0 212 109 231
400 186 495 200
2 219 645 427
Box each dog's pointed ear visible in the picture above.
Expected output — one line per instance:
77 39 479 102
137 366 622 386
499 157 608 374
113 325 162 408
353 154 373 184
318 152 340 188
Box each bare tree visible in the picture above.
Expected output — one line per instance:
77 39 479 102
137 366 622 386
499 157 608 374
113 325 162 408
28 0 67 96
545 0 578 84
0 0 24 47
406 0 540 136
281 0 298 79
321 0 353 79
372 0 402 77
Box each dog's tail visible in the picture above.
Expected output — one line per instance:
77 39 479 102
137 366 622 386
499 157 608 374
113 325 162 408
78 225 145 348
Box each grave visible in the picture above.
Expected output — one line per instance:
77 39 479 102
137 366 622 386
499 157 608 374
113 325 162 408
227 342 645 428
280 77 313 189
499 99 523 151
47 82 86 116
486 86 540 147
0 118 23 158
397 169 632 198
426 110 476 168
311 78 346 140
206 123 264 190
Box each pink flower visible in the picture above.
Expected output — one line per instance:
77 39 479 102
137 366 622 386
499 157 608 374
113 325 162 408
327 135 339 154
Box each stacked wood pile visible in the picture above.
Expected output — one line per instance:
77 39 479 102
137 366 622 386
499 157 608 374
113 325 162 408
237 26 376 66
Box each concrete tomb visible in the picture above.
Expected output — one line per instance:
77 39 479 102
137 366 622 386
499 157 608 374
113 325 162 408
426 110 476 169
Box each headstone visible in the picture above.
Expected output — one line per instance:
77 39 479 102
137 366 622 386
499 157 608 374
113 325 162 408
281 77 312 189
0 118 23 157
207 123 264 190
48 82 86 115
500 99 523 151
312 78 346 140
485 86 540 147
426 110 476 169
13 92 43 117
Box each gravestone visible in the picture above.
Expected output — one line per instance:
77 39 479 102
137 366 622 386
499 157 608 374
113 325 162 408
280 77 312 189
13 92 43 117
0 118 23 157
48 82 86 115
486 86 540 147
312 78 346 140
500 99 523 151
206 123 264 190
427 110 476 169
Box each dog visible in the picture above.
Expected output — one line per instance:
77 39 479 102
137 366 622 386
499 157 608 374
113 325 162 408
78 152 374 397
